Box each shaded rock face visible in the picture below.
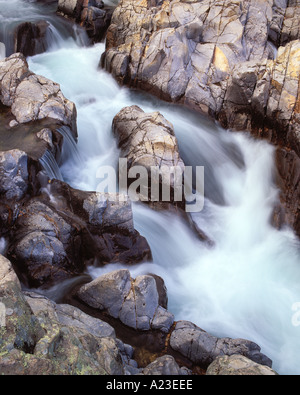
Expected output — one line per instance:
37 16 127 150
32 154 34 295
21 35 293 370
112 105 185 207
0 150 29 201
0 52 151 289
103 0 300 238
14 21 50 57
6 180 151 287
57 0 113 43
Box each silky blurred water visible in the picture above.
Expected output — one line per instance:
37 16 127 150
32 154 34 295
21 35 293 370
1 0 300 375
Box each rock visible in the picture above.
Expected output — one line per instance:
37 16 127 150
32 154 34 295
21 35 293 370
77 269 132 317
77 269 175 332
169 321 273 369
0 257 130 375
57 0 113 43
0 255 44 355
0 53 77 140
14 21 50 57
7 180 151 287
57 0 84 19
206 354 279 376
274 147 300 237
103 0 300 238
102 0 274 106
142 355 191 375
24 292 116 340
0 150 29 201
112 105 185 207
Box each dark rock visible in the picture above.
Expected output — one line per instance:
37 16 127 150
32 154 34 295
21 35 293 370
7 180 151 287
14 21 50 57
169 321 273 369
112 106 185 208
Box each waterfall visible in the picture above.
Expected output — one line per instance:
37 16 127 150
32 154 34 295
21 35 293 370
1 0 300 375
0 237 7 255
39 149 64 181
57 126 82 165
0 42 5 60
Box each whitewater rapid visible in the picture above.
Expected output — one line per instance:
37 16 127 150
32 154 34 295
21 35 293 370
1 0 300 375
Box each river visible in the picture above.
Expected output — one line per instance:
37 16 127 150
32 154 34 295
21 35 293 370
1 0 300 375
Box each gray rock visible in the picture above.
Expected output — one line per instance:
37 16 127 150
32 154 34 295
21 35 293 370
169 321 273 369
102 0 300 236
206 354 279 376
112 106 185 206
14 20 50 57
7 180 151 287
83 192 134 231
0 150 28 201
77 269 175 333
25 292 116 339
0 53 77 139
77 269 132 318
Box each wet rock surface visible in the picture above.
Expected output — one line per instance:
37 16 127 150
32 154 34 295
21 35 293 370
14 21 50 57
112 105 185 207
6 180 151 287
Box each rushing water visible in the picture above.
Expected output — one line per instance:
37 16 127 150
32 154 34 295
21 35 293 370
1 0 300 375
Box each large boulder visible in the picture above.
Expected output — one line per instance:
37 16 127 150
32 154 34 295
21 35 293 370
0 255 128 375
14 21 50 57
112 105 185 207
0 150 29 201
57 0 113 43
102 0 275 106
0 53 77 139
7 180 151 287
77 269 174 332
169 320 273 370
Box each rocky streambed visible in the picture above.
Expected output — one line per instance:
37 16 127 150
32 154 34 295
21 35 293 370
0 0 300 376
